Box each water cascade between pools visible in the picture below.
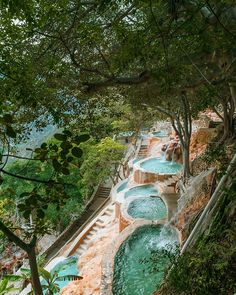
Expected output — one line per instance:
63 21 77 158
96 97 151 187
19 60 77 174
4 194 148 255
111 131 181 295
112 224 179 295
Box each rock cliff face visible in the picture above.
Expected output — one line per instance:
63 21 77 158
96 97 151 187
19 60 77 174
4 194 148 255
60 221 118 295
189 128 218 161
174 168 216 242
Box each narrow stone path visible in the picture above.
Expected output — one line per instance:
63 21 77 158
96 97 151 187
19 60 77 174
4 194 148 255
137 144 148 157
75 202 115 256
43 185 112 262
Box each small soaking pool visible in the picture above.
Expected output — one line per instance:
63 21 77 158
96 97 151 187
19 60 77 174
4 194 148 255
112 224 179 295
152 131 168 138
127 197 167 220
117 180 129 193
140 157 182 174
124 185 158 199
43 256 78 294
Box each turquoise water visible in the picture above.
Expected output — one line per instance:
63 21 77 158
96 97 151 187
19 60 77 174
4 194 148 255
113 225 179 295
43 256 78 294
127 197 167 220
117 180 128 193
152 131 168 138
141 158 182 174
133 158 142 164
118 131 134 137
125 185 158 199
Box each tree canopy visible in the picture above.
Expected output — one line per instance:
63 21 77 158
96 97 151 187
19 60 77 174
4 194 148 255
0 1 235 294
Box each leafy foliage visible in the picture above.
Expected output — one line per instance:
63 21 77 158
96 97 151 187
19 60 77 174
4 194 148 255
160 180 236 295
80 137 126 187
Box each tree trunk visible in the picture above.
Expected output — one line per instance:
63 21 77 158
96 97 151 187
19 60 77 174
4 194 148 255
0 221 43 295
221 97 235 142
27 247 43 295
229 84 236 110
182 143 191 179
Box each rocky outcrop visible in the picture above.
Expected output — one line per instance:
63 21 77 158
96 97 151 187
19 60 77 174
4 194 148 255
174 168 216 242
189 128 218 161
162 142 182 163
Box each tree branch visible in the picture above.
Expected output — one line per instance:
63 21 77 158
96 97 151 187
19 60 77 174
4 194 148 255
0 168 62 185
83 70 151 92
0 220 29 252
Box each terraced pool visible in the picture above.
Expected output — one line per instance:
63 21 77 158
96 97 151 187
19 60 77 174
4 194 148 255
113 224 179 295
127 197 167 220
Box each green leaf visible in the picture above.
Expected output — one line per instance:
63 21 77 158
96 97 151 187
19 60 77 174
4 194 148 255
51 145 58 152
17 204 26 211
3 114 13 123
54 133 67 141
3 275 22 282
23 210 31 219
6 126 16 138
52 159 61 172
37 209 45 218
20 268 31 275
73 134 90 144
38 267 51 281
61 167 70 175
63 130 72 137
41 143 47 150
60 141 72 151
71 147 83 158
0 278 8 293
0 176 3 185
67 156 73 162
20 192 31 198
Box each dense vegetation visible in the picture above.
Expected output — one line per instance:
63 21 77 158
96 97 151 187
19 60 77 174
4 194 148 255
0 0 235 294
159 178 236 295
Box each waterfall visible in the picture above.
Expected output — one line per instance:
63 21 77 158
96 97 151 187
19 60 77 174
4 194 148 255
162 143 170 161
157 224 178 251
171 146 176 164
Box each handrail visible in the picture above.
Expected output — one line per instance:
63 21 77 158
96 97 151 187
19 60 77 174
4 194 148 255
41 182 103 262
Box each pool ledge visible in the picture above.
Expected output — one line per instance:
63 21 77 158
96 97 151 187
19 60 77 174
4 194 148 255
100 221 181 295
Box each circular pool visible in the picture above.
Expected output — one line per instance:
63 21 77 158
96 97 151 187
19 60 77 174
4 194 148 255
112 224 179 295
152 131 168 138
127 197 167 220
117 180 129 193
43 256 78 294
124 185 158 199
140 157 182 174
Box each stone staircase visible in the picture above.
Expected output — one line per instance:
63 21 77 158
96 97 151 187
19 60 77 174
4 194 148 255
137 144 148 157
95 186 111 199
75 202 115 256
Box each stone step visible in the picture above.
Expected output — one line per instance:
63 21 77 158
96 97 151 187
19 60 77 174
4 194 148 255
96 220 105 227
93 225 103 231
86 233 93 239
89 229 97 235
105 210 113 217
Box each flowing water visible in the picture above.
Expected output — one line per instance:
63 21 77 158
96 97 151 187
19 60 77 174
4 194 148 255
112 224 179 295
127 197 167 220
124 185 158 199
141 157 182 174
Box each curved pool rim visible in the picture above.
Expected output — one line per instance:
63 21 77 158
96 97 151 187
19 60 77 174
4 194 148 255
101 220 181 295
133 156 182 175
112 182 159 204
111 178 130 202
120 196 168 223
